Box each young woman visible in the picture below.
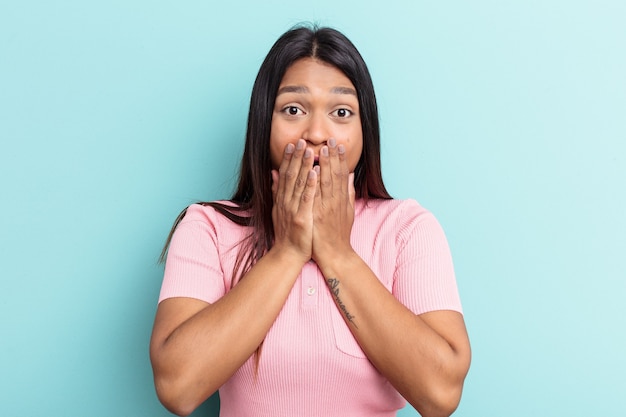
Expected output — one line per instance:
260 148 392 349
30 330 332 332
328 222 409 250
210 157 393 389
150 25 471 417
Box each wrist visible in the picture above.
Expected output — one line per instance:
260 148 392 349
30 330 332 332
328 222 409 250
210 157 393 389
315 248 360 279
267 244 310 268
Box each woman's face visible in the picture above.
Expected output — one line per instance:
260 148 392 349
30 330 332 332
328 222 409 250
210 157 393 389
270 58 363 172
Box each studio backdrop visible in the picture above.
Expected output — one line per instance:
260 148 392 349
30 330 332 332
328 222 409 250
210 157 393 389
1 1 625 416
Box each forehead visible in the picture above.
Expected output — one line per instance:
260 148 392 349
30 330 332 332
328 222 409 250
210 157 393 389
278 58 355 90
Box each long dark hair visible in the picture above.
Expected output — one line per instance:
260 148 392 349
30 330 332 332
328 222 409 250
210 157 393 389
160 25 391 283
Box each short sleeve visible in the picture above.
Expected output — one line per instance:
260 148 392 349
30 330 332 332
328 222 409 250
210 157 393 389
392 206 462 315
158 206 227 304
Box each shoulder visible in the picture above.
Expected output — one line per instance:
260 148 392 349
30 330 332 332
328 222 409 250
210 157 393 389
356 198 431 223
172 202 249 246
179 201 241 227
356 198 447 245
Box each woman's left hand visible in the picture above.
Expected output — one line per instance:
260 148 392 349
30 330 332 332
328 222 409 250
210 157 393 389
311 138 356 266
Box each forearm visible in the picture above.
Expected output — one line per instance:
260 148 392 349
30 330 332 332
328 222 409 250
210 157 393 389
151 248 305 415
319 251 470 417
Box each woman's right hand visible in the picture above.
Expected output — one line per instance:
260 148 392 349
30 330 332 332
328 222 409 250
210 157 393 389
271 139 317 264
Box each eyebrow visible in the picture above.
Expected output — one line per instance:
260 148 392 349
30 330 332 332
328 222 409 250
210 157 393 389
276 85 357 96
330 86 357 96
277 85 309 95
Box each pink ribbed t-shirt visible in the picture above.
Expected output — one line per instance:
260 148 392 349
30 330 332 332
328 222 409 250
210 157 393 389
159 198 462 417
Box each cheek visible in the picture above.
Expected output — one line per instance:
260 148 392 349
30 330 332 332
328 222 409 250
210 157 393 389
345 136 363 172
270 119 302 168
269 137 283 169
350 145 363 172
269 119 282 168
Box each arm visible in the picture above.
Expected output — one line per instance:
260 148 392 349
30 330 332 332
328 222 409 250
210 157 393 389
150 248 304 416
150 140 317 416
319 255 470 417
313 140 471 417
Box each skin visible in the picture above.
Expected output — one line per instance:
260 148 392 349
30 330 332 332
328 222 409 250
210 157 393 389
150 58 471 417
269 57 363 173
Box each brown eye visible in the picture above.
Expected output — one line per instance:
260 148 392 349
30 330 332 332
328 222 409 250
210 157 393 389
283 106 303 116
332 108 352 118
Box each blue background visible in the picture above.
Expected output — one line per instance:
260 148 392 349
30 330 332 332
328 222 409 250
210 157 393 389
1 1 625 416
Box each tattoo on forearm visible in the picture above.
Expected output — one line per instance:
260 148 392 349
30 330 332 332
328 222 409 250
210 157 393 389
327 278 358 329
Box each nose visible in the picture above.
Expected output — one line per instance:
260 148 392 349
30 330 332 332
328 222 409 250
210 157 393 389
302 112 328 146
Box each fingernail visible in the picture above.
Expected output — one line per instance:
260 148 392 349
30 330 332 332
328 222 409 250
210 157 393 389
322 146 328 157
304 148 312 158
296 139 305 150
329 138 336 147
286 143 294 154
308 170 315 179
314 165 320 175
338 144 345 154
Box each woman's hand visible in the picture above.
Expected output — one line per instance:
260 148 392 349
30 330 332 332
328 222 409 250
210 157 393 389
311 138 356 267
271 139 318 264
